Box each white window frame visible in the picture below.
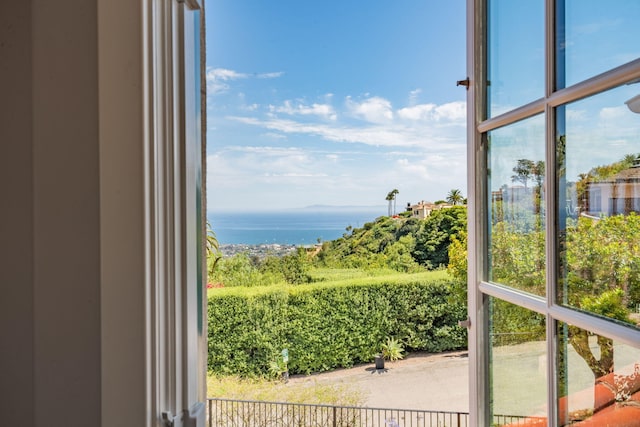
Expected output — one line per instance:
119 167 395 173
466 0 640 426
100 0 205 425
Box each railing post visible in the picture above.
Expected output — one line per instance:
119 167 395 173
332 405 337 427
457 412 461 427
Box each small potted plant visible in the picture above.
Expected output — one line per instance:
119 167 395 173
375 337 404 369
382 337 404 361
374 353 385 369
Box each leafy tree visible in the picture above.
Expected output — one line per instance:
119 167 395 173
511 159 536 189
315 207 466 272
483 209 639 387
212 253 283 287
280 248 313 284
447 230 467 284
413 206 467 268
382 235 421 273
568 289 632 380
565 213 640 309
490 221 546 296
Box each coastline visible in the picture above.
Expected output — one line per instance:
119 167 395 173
220 243 318 258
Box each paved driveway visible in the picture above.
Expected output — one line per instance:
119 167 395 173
288 351 470 413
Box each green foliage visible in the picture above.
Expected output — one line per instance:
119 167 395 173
381 337 404 361
315 207 467 273
565 213 640 310
490 221 546 296
211 253 285 287
412 206 467 268
260 248 313 285
580 290 631 324
447 231 467 283
207 274 467 377
206 221 222 283
491 299 546 346
446 189 464 205
212 249 313 287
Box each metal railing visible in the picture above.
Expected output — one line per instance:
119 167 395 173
207 398 542 427
207 398 466 427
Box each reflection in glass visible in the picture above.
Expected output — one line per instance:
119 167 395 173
557 84 640 329
488 115 546 296
557 0 640 89
557 322 640 426
490 297 547 426
488 0 544 117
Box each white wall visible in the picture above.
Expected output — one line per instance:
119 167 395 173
0 1 149 425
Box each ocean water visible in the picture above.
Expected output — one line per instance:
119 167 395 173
208 209 385 245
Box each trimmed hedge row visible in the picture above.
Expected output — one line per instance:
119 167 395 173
207 277 467 377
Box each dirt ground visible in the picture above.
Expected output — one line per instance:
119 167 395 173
287 350 470 413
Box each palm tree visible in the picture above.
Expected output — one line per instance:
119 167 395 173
386 189 399 216
386 192 394 216
391 189 399 215
206 221 222 277
446 189 464 205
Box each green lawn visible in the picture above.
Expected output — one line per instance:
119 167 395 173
207 375 365 406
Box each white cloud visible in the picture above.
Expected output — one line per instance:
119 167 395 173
244 103 260 111
227 116 426 147
408 89 422 105
209 68 246 81
262 132 287 140
257 72 285 79
345 96 394 123
397 101 466 122
397 103 436 120
434 101 466 122
599 105 628 121
208 96 469 210
206 67 283 95
269 100 337 120
566 109 587 121
227 96 466 149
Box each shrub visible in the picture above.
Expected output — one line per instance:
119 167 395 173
207 275 467 377
381 337 404 361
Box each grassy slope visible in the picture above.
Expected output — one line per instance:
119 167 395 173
208 268 450 297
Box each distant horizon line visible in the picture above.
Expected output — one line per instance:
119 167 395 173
208 204 388 214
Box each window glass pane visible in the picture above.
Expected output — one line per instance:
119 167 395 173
488 115 546 296
490 297 547 425
557 84 640 328
557 0 640 89
556 321 640 426
488 0 544 117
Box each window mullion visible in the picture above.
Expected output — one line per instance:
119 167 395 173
545 0 560 423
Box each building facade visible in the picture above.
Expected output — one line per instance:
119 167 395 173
466 1 640 426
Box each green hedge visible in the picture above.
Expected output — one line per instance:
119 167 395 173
207 277 467 377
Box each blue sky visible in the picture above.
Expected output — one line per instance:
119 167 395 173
205 0 465 212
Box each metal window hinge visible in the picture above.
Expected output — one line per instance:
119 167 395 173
458 317 471 329
456 78 470 90
163 403 205 427
162 411 182 427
